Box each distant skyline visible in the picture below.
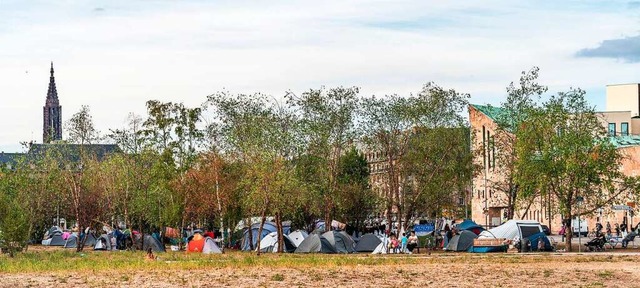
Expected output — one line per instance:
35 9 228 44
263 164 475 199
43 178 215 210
1 0 640 152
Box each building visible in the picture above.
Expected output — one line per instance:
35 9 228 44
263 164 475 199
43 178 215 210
0 63 120 169
470 84 640 231
43 62 63 143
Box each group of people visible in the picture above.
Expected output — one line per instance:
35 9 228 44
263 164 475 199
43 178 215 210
387 231 419 254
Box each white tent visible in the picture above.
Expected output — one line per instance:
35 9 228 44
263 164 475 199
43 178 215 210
288 230 308 247
202 237 223 254
479 220 543 240
372 236 389 254
257 232 296 253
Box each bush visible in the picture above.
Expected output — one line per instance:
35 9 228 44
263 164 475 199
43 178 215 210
0 198 30 257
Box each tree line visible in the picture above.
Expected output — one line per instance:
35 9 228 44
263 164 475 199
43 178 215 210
0 83 472 255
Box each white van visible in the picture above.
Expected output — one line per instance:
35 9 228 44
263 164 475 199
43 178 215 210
572 218 588 237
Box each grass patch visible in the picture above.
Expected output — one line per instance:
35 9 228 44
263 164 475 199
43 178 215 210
596 270 613 279
271 273 285 281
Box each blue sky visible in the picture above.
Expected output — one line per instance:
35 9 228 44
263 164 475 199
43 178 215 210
1 0 639 152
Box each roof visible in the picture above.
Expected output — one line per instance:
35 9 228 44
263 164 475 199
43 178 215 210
28 144 121 162
0 152 24 167
609 135 640 148
470 104 506 122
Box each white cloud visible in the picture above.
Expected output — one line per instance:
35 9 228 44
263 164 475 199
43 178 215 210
0 0 639 151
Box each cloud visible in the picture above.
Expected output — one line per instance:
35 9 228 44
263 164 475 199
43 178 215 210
576 35 640 62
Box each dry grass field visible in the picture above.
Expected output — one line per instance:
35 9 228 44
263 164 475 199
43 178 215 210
1 247 639 287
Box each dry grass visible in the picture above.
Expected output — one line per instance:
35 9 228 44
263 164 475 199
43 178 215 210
2 248 640 287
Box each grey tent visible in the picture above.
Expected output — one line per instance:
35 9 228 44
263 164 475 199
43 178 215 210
142 234 165 252
294 234 337 253
203 237 223 254
94 234 113 251
64 233 97 249
42 231 65 246
355 234 382 252
446 230 478 252
322 231 355 253
258 232 297 253
64 234 79 248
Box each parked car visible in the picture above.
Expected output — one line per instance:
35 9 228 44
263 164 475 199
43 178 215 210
541 225 551 235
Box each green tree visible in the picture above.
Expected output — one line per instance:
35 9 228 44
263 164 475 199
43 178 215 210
336 147 378 232
66 105 100 144
515 88 640 251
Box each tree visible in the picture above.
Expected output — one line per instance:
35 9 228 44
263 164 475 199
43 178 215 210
335 147 378 232
360 83 470 232
287 87 359 231
108 113 145 154
515 88 640 251
490 67 547 221
66 105 100 144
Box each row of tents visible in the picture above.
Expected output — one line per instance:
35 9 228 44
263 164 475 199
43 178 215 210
42 226 166 252
445 219 552 252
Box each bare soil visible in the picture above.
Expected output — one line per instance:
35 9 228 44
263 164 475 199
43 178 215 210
2 252 639 287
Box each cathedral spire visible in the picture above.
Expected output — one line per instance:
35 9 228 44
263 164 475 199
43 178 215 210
44 62 62 143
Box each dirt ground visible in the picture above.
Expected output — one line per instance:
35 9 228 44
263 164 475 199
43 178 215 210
2 252 639 287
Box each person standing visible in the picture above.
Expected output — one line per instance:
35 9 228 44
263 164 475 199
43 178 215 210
606 221 612 237
615 223 621 237
400 233 408 254
443 224 452 249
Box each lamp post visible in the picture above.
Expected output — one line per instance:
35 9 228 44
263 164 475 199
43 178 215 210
576 196 584 253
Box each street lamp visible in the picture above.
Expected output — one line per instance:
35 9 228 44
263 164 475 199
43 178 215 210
576 196 584 253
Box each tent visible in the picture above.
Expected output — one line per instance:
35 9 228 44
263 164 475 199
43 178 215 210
479 220 544 241
203 237 223 254
527 232 552 252
294 234 337 253
94 234 113 251
445 230 478 252
240 222 291 251
457 219 485 235
187 233 206 252
288 230 308 247
257 232 297 253
372 237 390 254
322 231 355 253
41 231 65 246
142 234 165 252
63 233 97 249
355 234 382 252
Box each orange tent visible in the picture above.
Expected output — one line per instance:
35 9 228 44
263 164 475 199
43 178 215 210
187 233 205 252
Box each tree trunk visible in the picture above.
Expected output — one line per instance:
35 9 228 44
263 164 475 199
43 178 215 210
276 212 284 253
247 217 254 251
256 211 267 255
564 211 573 252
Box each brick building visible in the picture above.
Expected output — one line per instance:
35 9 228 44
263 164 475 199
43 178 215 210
470 84 640 233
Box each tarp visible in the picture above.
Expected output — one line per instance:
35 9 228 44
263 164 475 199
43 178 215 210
257 232 296 253
479 220 543 240
355 234 382 252
414 224 435 236
288 230 308 247
142 234 165 252
445 230 478 252
457 219 485 235
322 231 355 253
294 234 336 253
203 237 222 254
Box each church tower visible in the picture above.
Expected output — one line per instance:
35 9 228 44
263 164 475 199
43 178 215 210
43 62 62 143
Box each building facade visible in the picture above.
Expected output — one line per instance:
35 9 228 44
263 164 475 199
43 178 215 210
470 84 640 232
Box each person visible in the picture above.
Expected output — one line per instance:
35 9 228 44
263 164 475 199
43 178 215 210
621 221 628 238
146 248 157 261
388 234 399 254
400 233 408 254
615 223 621 237
595 222 603 236
606 221 612 237
559 222 566 242
443 224 451 249
407 231 418 254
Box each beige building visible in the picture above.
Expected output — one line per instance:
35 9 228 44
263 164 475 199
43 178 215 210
470 83 640 232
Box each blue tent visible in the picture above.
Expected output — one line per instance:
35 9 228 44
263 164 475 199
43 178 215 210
527 232 552 251
457 219 485 235
241 222 290 251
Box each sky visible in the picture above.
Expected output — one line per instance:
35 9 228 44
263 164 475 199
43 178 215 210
1 0 640 152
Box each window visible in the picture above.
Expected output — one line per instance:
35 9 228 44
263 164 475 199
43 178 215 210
622 122 629 136
482 126 486 168
608 123 616 136
487 130 491 169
